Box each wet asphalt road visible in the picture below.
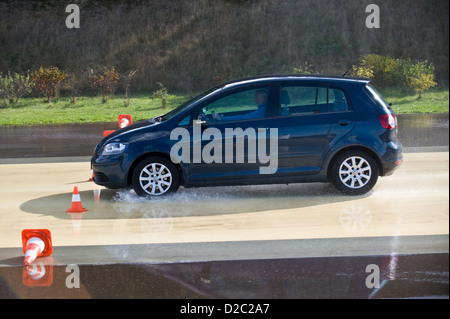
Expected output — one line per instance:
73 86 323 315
0 114 448 159
0 114 448 300
0 122 117 159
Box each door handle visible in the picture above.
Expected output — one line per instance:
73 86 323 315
338 120 352 126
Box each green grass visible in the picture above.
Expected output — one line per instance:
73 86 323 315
0 94 191 125
0 88 448 125
381 87 449 114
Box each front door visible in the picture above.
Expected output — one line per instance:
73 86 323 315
172 86 275 184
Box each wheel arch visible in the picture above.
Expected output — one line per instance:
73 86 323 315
326 145 383 181
126 152 184 188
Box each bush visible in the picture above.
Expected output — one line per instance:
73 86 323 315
63 70 90 104
351 54 397 88
89 66 120 103
292 61 317 75
31 66 67 103
0 72 35 106
351 54 437 98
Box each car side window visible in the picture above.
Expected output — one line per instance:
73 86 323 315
178 114 191 126
198 87 270 123
328 88 350 112
279 86 349 116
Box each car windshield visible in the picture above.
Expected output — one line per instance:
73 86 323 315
365 84 391 109
153 86 222 122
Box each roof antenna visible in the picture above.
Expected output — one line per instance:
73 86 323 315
343 66 352 77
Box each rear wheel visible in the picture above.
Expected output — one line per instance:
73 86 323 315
131 157 179 197
331 150 379 195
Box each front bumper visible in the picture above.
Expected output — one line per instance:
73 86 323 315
91 154 128 189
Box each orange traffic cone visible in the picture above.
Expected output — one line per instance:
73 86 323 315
103 130 115 137
66 186 88 213
119 117 130 128
118 114 132 128
21 229 53 268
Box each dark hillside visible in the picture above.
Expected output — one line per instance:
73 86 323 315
0 0 448 92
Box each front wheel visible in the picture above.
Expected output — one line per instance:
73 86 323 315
131 157 180 197
331 150 379 195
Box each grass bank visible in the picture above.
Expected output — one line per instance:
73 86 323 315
381 87 449 114
0 94 190 125
0 88 448 126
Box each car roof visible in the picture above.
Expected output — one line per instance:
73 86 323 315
221 74 370 89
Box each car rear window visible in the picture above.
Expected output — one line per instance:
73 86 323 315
365 84 392 110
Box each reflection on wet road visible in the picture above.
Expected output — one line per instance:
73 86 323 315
1 253 448 299
0 114 448 159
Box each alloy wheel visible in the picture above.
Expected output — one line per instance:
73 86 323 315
139 162 173 195
338 156 372 189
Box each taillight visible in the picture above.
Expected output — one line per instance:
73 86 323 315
379 114 397 129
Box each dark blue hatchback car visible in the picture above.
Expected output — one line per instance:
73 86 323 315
91 75 402 197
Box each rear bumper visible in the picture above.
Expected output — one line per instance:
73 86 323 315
380 140 403 176
382 159 402 176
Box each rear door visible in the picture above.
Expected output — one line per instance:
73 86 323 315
272 84 356 176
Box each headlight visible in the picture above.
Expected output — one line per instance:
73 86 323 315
100 143 128 155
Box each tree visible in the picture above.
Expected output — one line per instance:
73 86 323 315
403 60 437 99
124 69 138 107
153 82 169 109
408 73 437 100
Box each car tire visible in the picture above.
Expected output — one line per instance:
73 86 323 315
131 156 180 197
331 150 379 195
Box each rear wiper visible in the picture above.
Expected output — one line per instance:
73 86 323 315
152 116 163 122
